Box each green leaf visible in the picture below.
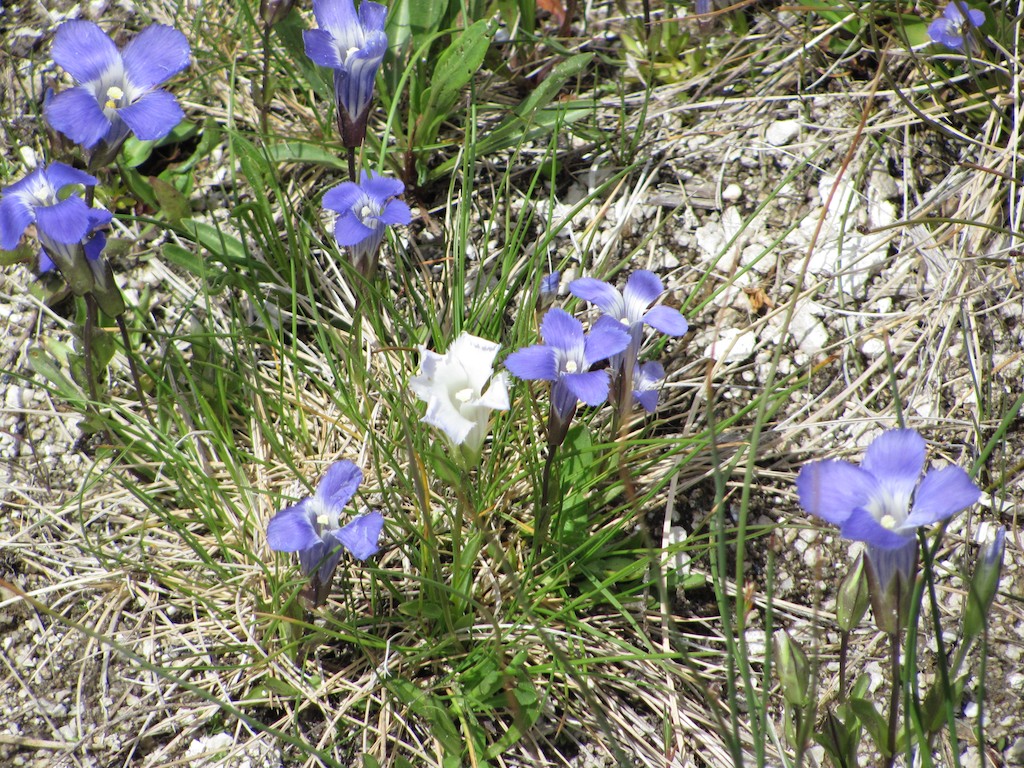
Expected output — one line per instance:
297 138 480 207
149 176 191 223
420 19 494 119
850 697 891 758
267 142 348 170
28 346 83 403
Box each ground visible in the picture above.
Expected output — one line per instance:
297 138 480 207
1 0 1023 767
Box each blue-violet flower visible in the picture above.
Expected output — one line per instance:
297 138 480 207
1 163 112 295
45 21 190 166
569 270 688 371
322 171 411 278
267 460 384 602
303 0 388 147
632 361 665 414
505 309 630 440
928 2 985 51
796 429 980 593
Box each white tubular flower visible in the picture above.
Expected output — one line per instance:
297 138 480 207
410 332 510 465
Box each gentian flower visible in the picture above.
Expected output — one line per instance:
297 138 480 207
409 332 510 466
303 0 388 148
928 2 985 51
632 361 665 414
322 171 411 278
568 270 688 372
267 460 384 605
1 163 113 295
45 21 190 168
796 429 980 631
505 309 629 444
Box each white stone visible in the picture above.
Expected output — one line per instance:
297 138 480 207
765 119 801 146
705 328 757 363
860 337 885 357
722 183 743 202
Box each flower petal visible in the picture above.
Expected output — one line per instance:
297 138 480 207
121 24 191 91
861 429 925 487
357 0 388 33
0 194 35 250
642 305 688 336
34 197 94 245
267 500 319 551
379 198 411 227
563 370 610 406
361 172 405 201
422 394 475 444
583 316 630 368
45 163 98 192
796 460 877 525
52 20 119 85
568 277 623 318
841 507 914 550
303 28 344 69
477 372 510 410
322 182 361 213
117 89 184 141
540 308 585 353
903 466 979 529
313 0 360 37
45 87 112 148
315 460 362 509
504 345 558 382
334 511 385 560
334 211 376 246
622 270 664 314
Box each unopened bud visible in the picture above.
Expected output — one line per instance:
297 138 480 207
963 526 1005 641
774 631 810 707
836 554 869 632
260 0 295 27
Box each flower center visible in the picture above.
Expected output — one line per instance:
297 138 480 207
564 360 578 373
879 514 897 530
104 85 124 110
455 387 474 403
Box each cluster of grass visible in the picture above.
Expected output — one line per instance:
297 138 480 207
0 0 1021 766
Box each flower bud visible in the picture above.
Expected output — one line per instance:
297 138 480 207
774 631 810 707
836 553 869 632
962 526 1005 642
260 0 295 27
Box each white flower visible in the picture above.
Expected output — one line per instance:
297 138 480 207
409 332 509 463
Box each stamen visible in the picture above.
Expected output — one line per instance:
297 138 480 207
564 360 578 373
455 387 474 403
879 514 896 530
104 85 124 110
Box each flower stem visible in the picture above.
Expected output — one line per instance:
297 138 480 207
259 22 273 136
886 630 901 768
115 314 155 425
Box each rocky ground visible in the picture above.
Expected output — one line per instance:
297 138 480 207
1 1 1023 766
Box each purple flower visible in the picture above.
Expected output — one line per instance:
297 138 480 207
266 461 384 595
505 309 630 429
44 21 190 164
928 2 985 50
303 0 388 147
569 270 688 371
322 171 410 278
632 361 665 414
796 429 980 591
1 163 110 292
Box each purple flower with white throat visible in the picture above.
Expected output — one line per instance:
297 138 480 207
796 429 979 626
303 0 388 147
569 270 688 372
44 21 190 167
505 309 630 443
323 171 410 278
409 332 510 466
267 460 384 605
1 163 111 295
928 2 985 51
